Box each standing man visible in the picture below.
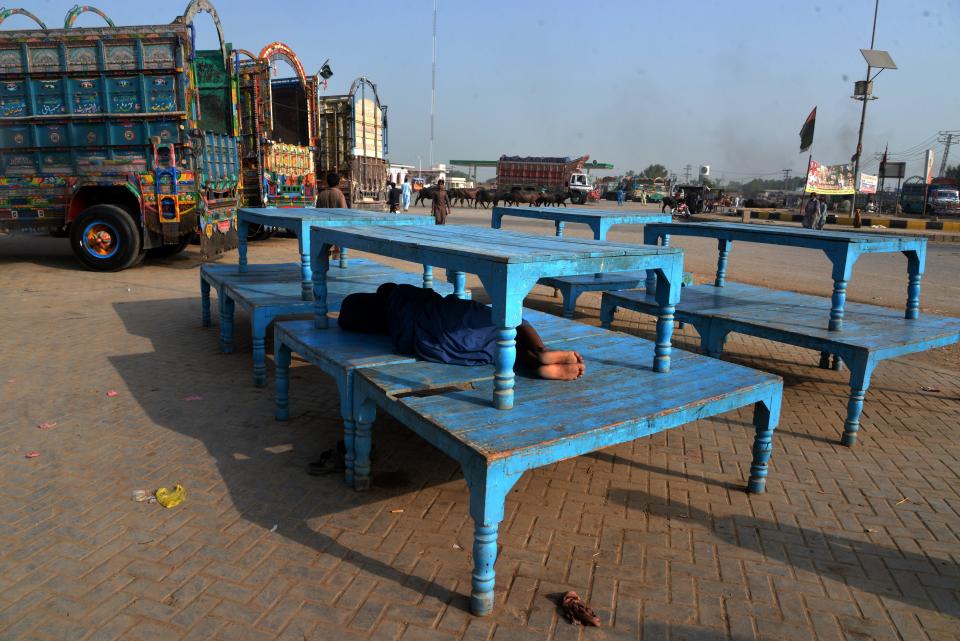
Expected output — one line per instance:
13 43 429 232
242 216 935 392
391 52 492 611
816 194 828 230
616 184 625 206
401 176 412 211
318 172 347 208
388 182 401 213
432 179 451 225
802 192 819 229
317 172 347 259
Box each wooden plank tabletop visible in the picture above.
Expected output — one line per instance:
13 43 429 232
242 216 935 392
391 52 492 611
309 224 680 264
359 332 781 460
646 221 926 248
609 283 960 351
493 206 672 225
238 207 433 226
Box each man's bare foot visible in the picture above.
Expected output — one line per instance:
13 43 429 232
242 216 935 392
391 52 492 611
537 362 585 380
536 349 582 366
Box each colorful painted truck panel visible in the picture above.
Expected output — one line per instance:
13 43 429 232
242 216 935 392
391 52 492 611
0 1 240 270
315 77 388 210
237 43 315 211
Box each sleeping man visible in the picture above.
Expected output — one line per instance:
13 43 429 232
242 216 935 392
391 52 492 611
337 283 585 380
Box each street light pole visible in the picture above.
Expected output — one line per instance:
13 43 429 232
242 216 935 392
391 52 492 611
852 0 880 185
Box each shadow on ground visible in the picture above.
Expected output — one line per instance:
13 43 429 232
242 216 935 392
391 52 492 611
110 295 958 626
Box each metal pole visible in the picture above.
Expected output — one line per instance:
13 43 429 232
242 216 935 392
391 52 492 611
852 0 880 186
429 0 437 168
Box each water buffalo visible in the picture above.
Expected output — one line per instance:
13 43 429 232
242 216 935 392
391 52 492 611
508 189 540 207
660 196 677 213
449 187 478 207
474 188 496 209
536 191 570 207
415 186 436 206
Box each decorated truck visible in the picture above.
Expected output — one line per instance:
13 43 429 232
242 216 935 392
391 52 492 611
236 42 316 214
0 1 240 271
496 155 593 204
315 77 388 209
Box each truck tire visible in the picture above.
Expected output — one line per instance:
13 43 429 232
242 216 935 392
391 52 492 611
247 224 273 241
146 233 194 259
70 204 143 271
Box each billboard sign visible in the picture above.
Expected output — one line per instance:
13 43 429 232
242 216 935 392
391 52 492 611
804 159 855 195
924 149 935 184
880 161 906 179
858 173 878 194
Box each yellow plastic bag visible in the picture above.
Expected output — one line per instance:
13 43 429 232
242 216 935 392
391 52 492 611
155 484 186 508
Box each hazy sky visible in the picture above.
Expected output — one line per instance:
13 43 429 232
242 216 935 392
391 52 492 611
20 0 960 181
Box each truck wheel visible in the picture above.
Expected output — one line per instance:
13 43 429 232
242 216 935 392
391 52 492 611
247 224 273 241
146 233 194 259
70 205 143 271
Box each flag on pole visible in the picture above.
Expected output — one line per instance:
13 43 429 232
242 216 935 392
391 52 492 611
799 107 816 153
879 143 888 176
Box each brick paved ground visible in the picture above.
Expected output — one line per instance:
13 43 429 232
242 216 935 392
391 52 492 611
0 235 958 641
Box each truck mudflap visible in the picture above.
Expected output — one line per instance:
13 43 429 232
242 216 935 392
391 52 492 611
198 205 238 260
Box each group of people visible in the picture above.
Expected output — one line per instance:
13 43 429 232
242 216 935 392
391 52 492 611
802 192 829 230
386 177 413 213
316 172 451 226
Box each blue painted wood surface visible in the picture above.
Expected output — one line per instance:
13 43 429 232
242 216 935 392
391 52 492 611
538 271 695 318
214 263 452 387
490 206 675 319
237 207 435 300
600 282 960 445
273 309 609 486
350 330 782 615
491 206 672 240
642 222 927 331
308 224 686 409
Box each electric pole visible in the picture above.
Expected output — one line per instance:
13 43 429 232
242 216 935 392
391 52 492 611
683 164 693 183
937 130 960 177
429 0 437 168
852 0 880 185
782 169 792 185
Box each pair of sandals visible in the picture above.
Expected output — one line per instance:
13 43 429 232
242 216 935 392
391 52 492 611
307 440 377 476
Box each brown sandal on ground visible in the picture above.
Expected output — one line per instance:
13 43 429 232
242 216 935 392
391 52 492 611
561 591 600 626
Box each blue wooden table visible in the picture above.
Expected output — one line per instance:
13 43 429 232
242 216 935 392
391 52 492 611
642 222 927 331
491 206 679 318
350 330 782 615
491 206 672 240
308 225 686 409
601 283 959 445
237 207 435 300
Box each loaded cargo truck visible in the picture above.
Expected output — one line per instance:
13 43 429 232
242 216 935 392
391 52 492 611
0 1 240 271
900 176 960 216
315 77 388 210
496 155 593 204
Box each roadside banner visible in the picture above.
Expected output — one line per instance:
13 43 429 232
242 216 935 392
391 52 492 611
858 173 878 194
804 159 855 195
924 149 935 184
